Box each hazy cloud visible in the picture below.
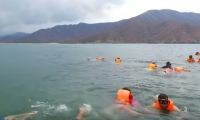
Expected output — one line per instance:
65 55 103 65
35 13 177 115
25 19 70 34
0 0 124 35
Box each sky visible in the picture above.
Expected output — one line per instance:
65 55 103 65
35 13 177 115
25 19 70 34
0 0 200 36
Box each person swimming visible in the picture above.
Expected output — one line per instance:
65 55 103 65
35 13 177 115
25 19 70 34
151 93 181 112
148 63 157 70
195 52 200 56
144 93 188 119
96 57 105 61
104 87 141 117
162 62 172 69
187 55 195 62
115 58 121 63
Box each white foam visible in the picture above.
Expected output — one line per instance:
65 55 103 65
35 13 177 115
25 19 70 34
183 106 187 112
31 101 69 115
155 94 160 100
55 104 69 112
31 101 48 108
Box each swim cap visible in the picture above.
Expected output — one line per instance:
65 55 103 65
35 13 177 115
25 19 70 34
189 55 192 58
158 93 168 100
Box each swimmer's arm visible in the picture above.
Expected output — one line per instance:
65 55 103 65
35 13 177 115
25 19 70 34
76 108 87 120
173 105 181 112
4 111 38 120
76 111 84 120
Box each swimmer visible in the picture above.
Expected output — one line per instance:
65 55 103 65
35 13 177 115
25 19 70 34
96 57 105 61
115 58 121 63
162 62 173 70
145 93 187 119
187 55 195 62
87 57 105 61
104 87 141 117
148 63 157 70
195 52 200 56
150 93 181 112
0 111 38 120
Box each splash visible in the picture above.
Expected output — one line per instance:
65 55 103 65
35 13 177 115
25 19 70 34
55 104 68 112
81 103 92 114
31 101 69 115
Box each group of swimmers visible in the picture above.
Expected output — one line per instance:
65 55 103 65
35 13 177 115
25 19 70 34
75 87 187 120
148 52 200 72
91 51 200 65
88 57 122 62
3 53 198 120
187 52 200 63
148 61 190 72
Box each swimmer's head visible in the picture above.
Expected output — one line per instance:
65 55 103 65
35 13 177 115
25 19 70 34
195 52 199 55
158 93 169 108
166 62 171 65
189 55 193 58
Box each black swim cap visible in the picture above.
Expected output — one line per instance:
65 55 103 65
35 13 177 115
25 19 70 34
189 55 192 58
158 93 168 100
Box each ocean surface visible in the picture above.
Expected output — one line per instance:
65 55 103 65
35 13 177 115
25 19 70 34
0 44 200 120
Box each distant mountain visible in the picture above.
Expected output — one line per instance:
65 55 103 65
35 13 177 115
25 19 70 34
66 9 200 43
14 20 127 43
137 9 200 26
0 32 29 41
2 9 200 43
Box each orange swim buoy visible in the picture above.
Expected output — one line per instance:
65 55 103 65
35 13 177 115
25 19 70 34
116 89 132 105
115 58 121 63
148 63 157 70
155 99 174 111
174 67 184 72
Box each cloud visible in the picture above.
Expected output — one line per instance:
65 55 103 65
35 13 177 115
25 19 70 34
0 0 125 35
